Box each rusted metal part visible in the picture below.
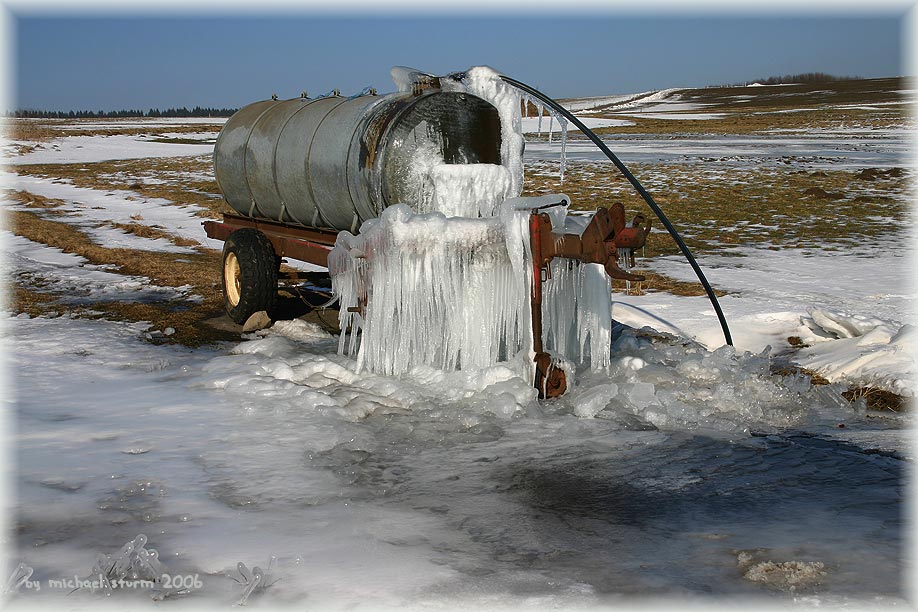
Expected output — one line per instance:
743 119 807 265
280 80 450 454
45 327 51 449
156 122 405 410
203 214 338 268
411 75 441 96
529 214 546 355
529 204 651 282
527 205 651 398
534 352 567 399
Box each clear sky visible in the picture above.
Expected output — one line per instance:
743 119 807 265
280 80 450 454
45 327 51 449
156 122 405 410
11 10 908 112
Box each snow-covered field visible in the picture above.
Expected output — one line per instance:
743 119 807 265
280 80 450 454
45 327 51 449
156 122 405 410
525 129 910 169
1 90 914 609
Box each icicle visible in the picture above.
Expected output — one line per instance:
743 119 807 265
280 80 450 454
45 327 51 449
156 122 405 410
329 205 533 377
537 103 544 136
618 246 632 292
522 96 529 118
559 117 569 184
548 114 554 144
541 259 612 372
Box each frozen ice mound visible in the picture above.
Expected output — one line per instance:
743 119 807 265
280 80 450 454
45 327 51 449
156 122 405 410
564 327 845 433
203 316 855 436
796 308 916 396
199 331 538 423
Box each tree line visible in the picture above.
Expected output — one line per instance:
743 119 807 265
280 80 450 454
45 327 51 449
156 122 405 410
8 106 239 119
747 72 859 85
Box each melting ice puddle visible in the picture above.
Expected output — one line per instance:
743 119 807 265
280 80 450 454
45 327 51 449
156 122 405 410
5 315 907 608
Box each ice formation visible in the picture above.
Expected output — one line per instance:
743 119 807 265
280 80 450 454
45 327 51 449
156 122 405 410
558 116 569 183
230 558 276 606
562 327 833 432
330 203 533 377
328 66 617 381
541 259 613 371
417 163 513 218
797 308 916 396
87 534 164 595
443 66 527 198
330 197 615 380
3 563 34 595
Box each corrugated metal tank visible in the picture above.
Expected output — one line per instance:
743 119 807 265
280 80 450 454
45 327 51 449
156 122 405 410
214 90 503 231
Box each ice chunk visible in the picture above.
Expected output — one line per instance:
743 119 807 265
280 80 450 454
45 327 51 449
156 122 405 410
86 534 164 596
389 66 432 92
230 557 277 606
570 383 619 418
424 163 512 217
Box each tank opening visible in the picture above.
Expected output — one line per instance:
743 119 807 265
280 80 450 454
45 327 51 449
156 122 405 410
382 92 508 218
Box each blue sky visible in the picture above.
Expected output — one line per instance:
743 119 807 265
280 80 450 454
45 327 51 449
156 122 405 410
13 11 907 111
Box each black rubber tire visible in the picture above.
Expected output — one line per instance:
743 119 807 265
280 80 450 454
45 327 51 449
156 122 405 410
222 229 278 325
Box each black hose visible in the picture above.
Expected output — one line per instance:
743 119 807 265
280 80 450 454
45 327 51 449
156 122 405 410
499 74 733 347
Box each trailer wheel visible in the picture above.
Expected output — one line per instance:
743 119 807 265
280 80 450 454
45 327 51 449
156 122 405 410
222 229 278 325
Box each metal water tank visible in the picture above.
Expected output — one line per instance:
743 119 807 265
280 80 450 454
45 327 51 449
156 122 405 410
214 90 503 231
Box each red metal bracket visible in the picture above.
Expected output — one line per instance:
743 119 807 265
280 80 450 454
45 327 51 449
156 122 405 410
203 214 338 268
528 205 651 398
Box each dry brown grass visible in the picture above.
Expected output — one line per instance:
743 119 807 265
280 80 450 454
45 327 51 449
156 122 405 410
12 282 240 346
11 284 60 317
6 118 221 142
16 156 226 218
4 121 61 142
5 190 206 249
571 76 910 136
586 106 906 136
610 271 727 297
9 209 217 290
770 363 908 412
109 222 201 247
771 364 831 385
5 189 69 211
842 386 910 412
8 209 232 345
523 161 911 258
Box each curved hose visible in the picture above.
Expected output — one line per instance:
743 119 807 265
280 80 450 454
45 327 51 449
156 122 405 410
499 74 733 347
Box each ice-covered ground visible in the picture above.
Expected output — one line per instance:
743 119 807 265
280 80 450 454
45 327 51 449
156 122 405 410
2 105 913 608
525 130 910 169
4 134 217 165
615 241 917 397
3 171 223 252
3 310 909 608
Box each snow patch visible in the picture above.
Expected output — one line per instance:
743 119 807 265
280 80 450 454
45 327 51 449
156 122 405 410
797 309 916 396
